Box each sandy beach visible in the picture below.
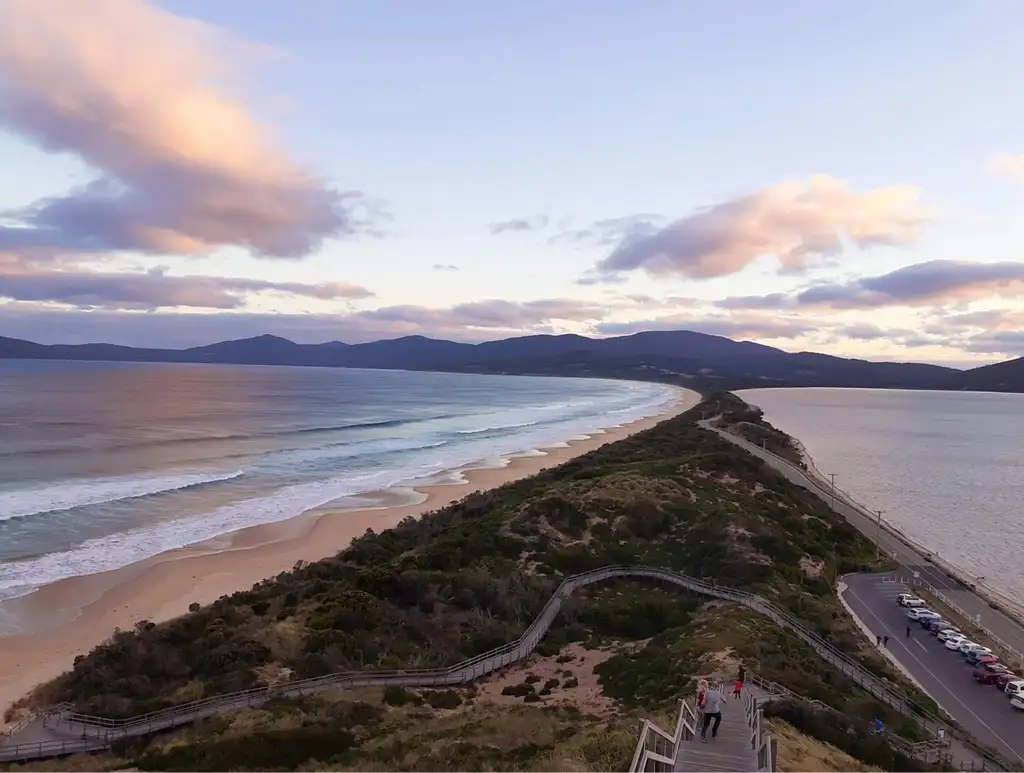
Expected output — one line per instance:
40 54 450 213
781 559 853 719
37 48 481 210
0 387 700 722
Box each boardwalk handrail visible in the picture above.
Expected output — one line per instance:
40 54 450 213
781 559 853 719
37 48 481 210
708 417 1024 662
747 686 778 772
1 565 1008 769
747 672 950 765
634 681 775 772
629 697 696 772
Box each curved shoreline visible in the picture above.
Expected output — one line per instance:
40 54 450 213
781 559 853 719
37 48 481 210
0 387 699 722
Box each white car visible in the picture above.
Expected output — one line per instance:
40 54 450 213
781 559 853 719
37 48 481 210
1011 695 1024 711
945 636 969 650
956 640 981 654
964 645 993 659
907 608 939 621
897 594 926 607
1005 680 1024 698
937 628 962 642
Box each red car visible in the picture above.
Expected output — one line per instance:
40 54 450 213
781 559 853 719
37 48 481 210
974 663 1011 684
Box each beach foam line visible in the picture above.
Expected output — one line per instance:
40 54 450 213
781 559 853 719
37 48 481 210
0 469 244 523
0 466 417 601
456 421 539 435
0 387 687 604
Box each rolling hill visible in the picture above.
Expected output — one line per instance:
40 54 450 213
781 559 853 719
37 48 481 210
1 330 1020 393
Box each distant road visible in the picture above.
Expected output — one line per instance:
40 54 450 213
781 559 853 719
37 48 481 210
842 574 1024 765
699 419 1024 655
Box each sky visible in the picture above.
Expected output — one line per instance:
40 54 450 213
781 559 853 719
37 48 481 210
1 0 1024 366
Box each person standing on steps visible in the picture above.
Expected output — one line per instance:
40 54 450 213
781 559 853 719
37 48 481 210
738 664 746 685
696 679 709 729
700 684 724 742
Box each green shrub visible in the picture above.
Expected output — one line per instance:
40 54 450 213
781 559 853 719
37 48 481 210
422 689 462 710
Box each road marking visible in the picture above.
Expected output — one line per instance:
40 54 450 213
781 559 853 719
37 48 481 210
915 639 928 652
844 583 1022 763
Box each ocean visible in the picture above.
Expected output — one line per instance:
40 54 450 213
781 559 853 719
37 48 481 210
0 360 679 621
739 387 1024 600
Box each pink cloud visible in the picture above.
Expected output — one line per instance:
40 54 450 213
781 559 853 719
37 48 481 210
589 175 928 280
0 0 379 259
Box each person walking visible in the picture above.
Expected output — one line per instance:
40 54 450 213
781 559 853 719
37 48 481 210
883 635 889 647
700 684 724 742
738 664 746 685
876 634 881 646
733 679 743 700
906 625 912 639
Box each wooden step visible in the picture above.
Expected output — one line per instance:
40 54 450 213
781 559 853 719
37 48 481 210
675 737 757 772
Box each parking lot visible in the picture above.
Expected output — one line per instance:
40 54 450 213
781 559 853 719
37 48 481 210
842 572 1024 766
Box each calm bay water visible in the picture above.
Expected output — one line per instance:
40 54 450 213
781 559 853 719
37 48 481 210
0 361 678 610
740 388 1024 599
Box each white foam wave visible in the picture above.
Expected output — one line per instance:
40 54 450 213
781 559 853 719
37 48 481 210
0 462 452 600
456 421 538 435
261 438 448 468
0 382 684 601
0 470 244 523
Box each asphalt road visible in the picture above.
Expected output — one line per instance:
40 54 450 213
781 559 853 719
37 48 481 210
842 573 1024 766
701 421 1024 654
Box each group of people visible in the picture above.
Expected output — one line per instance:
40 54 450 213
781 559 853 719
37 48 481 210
695 665 745 742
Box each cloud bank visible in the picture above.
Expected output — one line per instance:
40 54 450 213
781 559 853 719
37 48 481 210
489 216 550 235
0 0 376 259
719 260 1024 311
0 266 372 310
586 175 927 281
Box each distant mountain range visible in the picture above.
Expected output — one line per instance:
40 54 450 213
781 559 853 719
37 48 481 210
2 330 1022 393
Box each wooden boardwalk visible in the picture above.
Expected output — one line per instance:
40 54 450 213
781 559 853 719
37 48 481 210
0 564 1003 768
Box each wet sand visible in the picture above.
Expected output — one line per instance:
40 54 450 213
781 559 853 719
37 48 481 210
0 387 700 721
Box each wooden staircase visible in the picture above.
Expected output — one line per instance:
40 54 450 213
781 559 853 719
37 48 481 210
629 682 776 773
674 686 769 772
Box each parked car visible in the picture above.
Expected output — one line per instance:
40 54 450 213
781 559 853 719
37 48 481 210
963 645 994 660
1011 695 1024 711
907 608 940 621
968 654 999 667
945 636 970 650
937 628 963 642
973 663 1010 684
994 671 1022 690
956 640 981 654
897 594 926 607
1005 680 1024 698
933 623 960 637
921 617 947 631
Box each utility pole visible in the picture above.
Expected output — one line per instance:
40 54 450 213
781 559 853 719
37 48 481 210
875 510 885 560
826 473 837 512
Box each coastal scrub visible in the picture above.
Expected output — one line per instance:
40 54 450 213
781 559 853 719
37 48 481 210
9 395 931 771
